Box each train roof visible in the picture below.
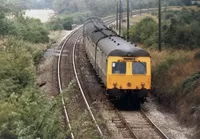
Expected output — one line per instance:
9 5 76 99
98 36 150 57
84 18 150 57
84 18 117 44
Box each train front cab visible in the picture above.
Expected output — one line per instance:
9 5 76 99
106 56 151 104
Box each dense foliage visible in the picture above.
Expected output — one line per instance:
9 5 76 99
129 17 157 47
0 39 67 138
0 0 49 43
129 9 200 49
0 13 49 43
47 12 90 30
25 0 195 16
162 9 200 48
0 1 67 138
150 49 200 138
12 14 49 43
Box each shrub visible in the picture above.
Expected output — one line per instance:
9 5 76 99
181 72 200 95
162 10 200 49
0 39 35 95
129 17 157 47
10 15 49 43
0 18 13 36
150 48 200 137
130 10 200 49
194 51 200 60
47 15 73 31
63 21 72 30
0 38 67 138
47 12 90 31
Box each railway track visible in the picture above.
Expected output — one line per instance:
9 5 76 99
57 28 79 139
72 33 104 138
72 33 169 139
57 27 105 138
110 105 169 139
102 12 169 139
56 9 169 138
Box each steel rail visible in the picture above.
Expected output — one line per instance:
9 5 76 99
141 107 169 139
57 28 81 139
111 103 169 139
72 34 104 138
116 109 138 139
55 7 163 138
56 16 116 138
103 17 168 138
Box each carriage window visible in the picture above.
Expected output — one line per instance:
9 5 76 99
112 62 126 74
132 62 146 74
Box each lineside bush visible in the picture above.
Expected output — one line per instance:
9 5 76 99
129 17 157 47
0 13 49 43
47 12 91 31
47 15 73 30
0 38 67 138
11 14 49 43
125 6 200 139
149 48 200 138
129 10 200 49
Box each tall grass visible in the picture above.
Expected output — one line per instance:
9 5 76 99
149 48 200 136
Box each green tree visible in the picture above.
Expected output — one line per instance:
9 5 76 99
0 39 67 138
130 17 157 46
163 10 200 48
181 0 191 6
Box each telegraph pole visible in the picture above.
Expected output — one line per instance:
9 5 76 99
140 0 142 15
119 0 122 35
127 0 130 41
116 2 119 30
158 0 162 51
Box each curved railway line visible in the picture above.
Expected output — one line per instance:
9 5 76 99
57 28 79 139
56 11 169 139
72 34 104 137
57 27 105 138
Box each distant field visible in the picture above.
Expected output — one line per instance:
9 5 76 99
169 5 200 11
129 6 200 25
130 13 157 25
25 9 55 23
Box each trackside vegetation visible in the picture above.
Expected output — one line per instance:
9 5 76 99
129 8 200 138
0 2 68 138
46 12 91 31
0 39 68 138
129 9 200 49
0 14 49 43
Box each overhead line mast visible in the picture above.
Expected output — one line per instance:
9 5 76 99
127 0 130 41
158 0 162 51
116 1 119 30
119 0 122 36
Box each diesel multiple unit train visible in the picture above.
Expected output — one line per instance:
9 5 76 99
83 17 151 105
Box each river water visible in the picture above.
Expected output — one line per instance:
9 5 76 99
25 9 55 23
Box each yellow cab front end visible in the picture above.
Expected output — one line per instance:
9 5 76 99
106 56 151 99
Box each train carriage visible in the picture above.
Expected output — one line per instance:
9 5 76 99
83 17 151 106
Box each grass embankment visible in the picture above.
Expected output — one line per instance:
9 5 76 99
149 48 200 130
128 7 200 138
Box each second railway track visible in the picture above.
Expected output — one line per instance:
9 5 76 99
58 27 106 138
